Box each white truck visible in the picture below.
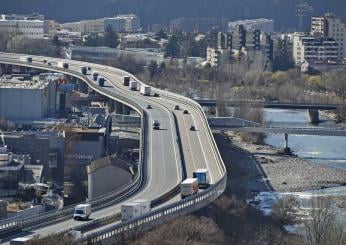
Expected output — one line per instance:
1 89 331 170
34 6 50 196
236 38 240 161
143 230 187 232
19 56 32 63
140 85 151 96
73 204 91 220
57 61 69 69
121 199 151 222
180 178 198 198
129 81 137 91
193 169 210 188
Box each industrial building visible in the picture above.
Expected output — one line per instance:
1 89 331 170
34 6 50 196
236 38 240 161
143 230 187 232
228 18 274 34
61 14 141 34
0 14 44 39
170 17 228 33
0 76 59 120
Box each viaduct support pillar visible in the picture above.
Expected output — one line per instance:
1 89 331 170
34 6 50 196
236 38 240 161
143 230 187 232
308 109 319 124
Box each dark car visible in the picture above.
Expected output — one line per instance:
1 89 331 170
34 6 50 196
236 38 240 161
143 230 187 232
183 110 189 114
174 105 180 110
190 125 196 131
147 104 152 109
153 93 160 97
152 120 160 130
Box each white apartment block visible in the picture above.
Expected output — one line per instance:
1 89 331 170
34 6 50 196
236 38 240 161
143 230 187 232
228 18 274 33
311 13 346 59
0 14 44 39
293 33 338 64
207 47 229 67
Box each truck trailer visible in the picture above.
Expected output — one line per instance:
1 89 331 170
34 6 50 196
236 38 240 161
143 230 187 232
140 85 151 96
129 81 137 91
123 76 130 86
180 178 198 198
193 169 210 188
73 204 92 220
121 199 151 222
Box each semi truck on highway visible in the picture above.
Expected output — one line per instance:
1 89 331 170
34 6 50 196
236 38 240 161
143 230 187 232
121 200 151 222
73 204 91 220
140 85 151 96
92 72 99 81
193 169 210 188
57 61 69 69
123 76 130 86
129 81 137 91
180 178 198 198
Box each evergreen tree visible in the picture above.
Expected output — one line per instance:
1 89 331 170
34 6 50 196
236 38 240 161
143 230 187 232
165 35 180 58
104 25 119 48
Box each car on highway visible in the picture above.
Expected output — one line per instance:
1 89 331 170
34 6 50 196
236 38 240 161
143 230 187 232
153 93 160 97
190 125 196 131
183 109 189 114
152 120 160 130
175 105 180 110
147 104 152 109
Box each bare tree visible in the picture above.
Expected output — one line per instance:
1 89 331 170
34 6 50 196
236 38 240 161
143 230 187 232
304 196 345 245
272 195 300 225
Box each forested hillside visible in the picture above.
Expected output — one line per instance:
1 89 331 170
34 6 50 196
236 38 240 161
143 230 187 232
0 0 345 31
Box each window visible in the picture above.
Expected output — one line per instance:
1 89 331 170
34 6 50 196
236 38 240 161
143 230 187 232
49 153 58 168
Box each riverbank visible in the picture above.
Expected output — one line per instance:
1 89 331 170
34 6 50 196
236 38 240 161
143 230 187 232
225 131 346 193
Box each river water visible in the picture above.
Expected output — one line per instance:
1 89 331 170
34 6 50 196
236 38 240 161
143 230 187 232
254 109 346 230
264 108 346 170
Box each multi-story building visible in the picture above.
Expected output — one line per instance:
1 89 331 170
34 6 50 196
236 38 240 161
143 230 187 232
170 17 228 33
206 47 230 67
228 18 274 34
61 14 140 34
293 33 339 64
0 76 60 120
231 25 246 50
311 13 346 59
0 14 44 39
245 29 261 51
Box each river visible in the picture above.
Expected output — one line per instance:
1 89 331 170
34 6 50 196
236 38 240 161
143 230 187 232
264 108 346 170
254 109 346 230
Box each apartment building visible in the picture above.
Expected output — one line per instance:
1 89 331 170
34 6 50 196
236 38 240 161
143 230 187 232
293 33 338 64
170 17 228 33
311 13 346 59
0 14 44 39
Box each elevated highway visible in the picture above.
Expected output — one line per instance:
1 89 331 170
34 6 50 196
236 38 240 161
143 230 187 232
0 53 226 243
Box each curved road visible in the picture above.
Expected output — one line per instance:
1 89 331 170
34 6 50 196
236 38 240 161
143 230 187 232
0 52 224 241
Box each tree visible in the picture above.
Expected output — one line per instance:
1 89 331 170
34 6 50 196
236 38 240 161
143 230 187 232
304 197 345 245
187 39 201 57
83 33 104 47
273 39 294 71
165 34 180 58
155 29 168 40
148 61 158 79
104 25 119 48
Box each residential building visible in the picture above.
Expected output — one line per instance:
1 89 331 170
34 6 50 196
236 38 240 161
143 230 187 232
0 14 44 39
207 47 230 67
231 25 246 50
293 33 339 64
228 18 274 33
311 13 346 59
170 17 228 33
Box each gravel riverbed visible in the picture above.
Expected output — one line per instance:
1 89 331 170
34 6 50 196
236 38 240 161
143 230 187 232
226 132 346 192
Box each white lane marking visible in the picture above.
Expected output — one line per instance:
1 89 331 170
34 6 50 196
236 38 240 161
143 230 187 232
181 112 197 177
